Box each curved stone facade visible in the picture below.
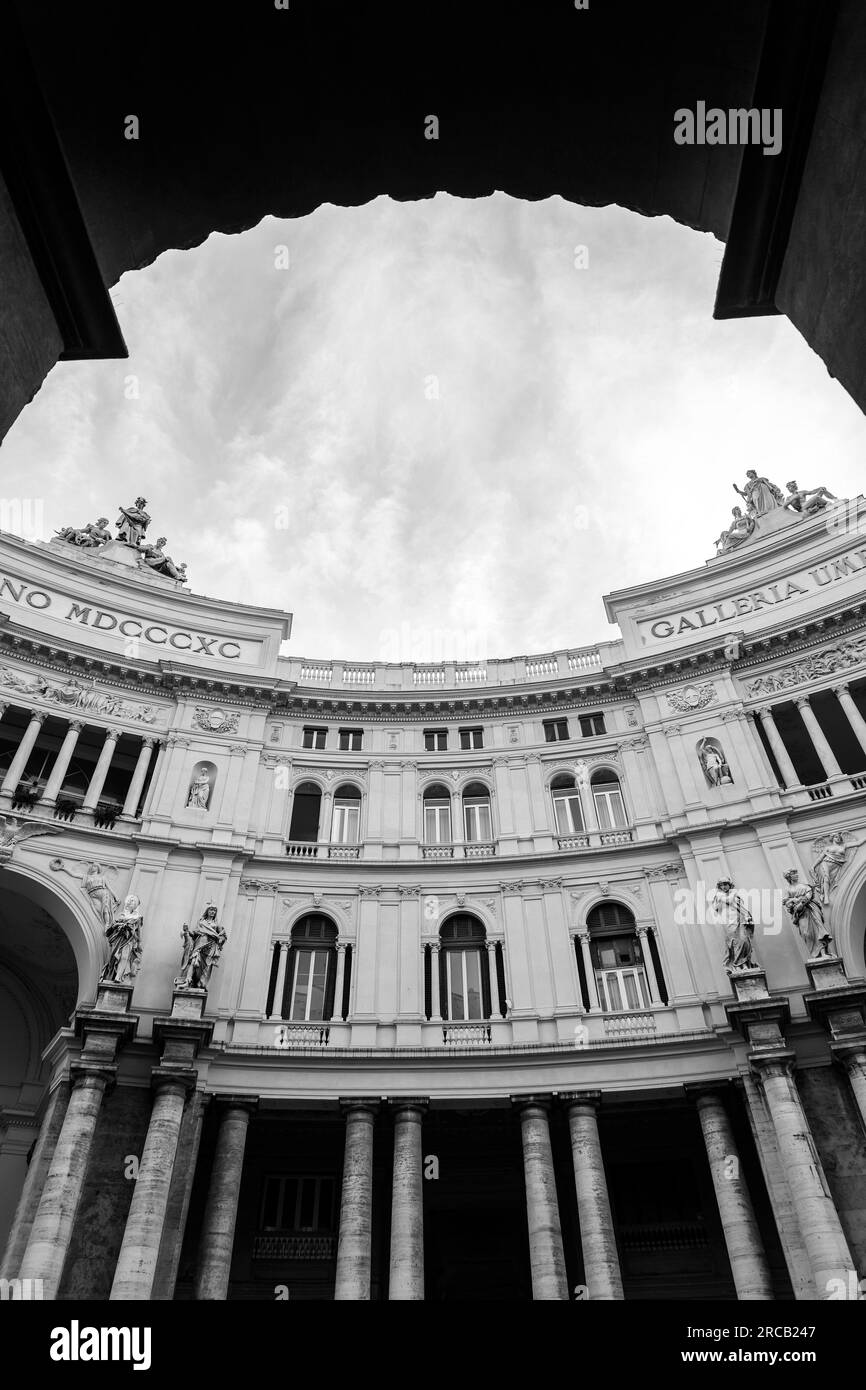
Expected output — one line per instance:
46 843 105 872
1 498 866 1301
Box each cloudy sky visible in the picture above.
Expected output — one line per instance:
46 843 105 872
2 193 864 664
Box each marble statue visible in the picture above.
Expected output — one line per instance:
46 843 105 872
0 814 59 861
714 506 755 555
811 830 863 905
186 766 212 809
711 878 759 973
782 868 834 959
784 480 838 516
697 738 732 787
55 517 112 548
115 498 151 547
174 902 227 990
99 894 143 984
733 470 784 516
82 861 121 929
139 536 187 582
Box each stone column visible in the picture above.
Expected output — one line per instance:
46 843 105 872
636 924 661 1005
832 682 866 759
756 706 800 788
120 736 155 819
271 942 289 1019
194 1099 255 1300
693 1089 773 1300
576 930 600 1011
0 1081 69 1279
151 1091 209 1300
388 1102 426 1300
754 1058 854 1295
81 727 120 810
17 1071 108 1298
0 711 45 796
430 943 442 1021
563 1093 622 1300
40 720 84 805
514 1097 568 1300
486 940 501 1017
794 695 843 780
332 943 347 1021
835 1046 866 1133
140 739 168 815
109 1078 190 1299
334 1101 378 1300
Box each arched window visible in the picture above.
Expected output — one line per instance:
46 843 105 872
591 769 627 830
331 783 361 844
462 781 492 843
587 901 650 1012
423 782 452 843
439 914 493 1021
288 780 321 843
283 915 338 1021
550 772 584 835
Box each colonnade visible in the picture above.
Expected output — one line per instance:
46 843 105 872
755 681 866 790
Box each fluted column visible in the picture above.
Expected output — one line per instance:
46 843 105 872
576 930 600 1011
388 1102 426 1300
17 1071 108 1298
194 1100 255 1300
754 1058 854 1296
563 1093 622 1300
430 943 442 1021
514 1097 568 1300
41 720 84 805
334 1101 378 1300
1 710 45 796
795 695 843 780
693 1090 773 1300
0 1082 69 1279
110 1078 189 1299
832 682 866 760
756 706 800 788
81 727 120 809
332 943 347 1021
636 924 661 1005
120 736 155 819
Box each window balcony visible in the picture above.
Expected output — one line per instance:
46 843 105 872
441 1021 493 1044
599 828 633 846
285 840 321 858
602 1011 657 1039
252 1233 337 1261
555 828 634 851
327 844 360 860
464 840 497 858
422 843 454 859
275 1023 331 1047
557 833 590 850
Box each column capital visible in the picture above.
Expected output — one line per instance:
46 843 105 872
68 718 86 733
683 1081 735 1106
511 1093 556 1112
150 1070 196 1098
388 1097 429 1114
209 1093 259 1114
339 1096 380 1115
750 1052 796 1083
28 709 47 726
794 694 811 709
140 734 157 747
560 1090 602 1110
831 680 850 695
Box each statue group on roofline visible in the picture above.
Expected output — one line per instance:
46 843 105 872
713 470 843 556
54 496 188 583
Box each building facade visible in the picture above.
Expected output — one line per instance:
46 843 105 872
1 489 866 1301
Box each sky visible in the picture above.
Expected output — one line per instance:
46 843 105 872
2 193 865 664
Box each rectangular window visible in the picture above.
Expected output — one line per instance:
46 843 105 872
424 729 448 752
595 966 650 1013
289 947 330 1020
331 801 360 843
338 729 363 751
302 726 327 750
463 799 492 842
445 948 484 1021
593 783 627 830
553 791 584 835
260 1175 335 1232
424 801 452 843
459 727 483 750
543 718 569 743
579 712 606 737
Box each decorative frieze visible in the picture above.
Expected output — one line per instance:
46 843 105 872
0 665 169 726
745 634 866 696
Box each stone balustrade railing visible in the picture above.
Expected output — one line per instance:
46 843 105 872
283 644 612 692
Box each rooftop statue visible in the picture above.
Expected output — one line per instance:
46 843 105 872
54 517 112 548
115 497 151 547
733 469 785 516
714 506 755 555
139 536 188 582
784 479 839 516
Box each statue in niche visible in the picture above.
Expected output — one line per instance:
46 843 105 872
186 763 214 809
0 814 59 862
784 479 839 516
697 737 733 787
175 902 227 990
711 878 759 973
54 517 112 548
714 506 755 555
99 893 143 984
782 868 835 960
810 830 863 906
733 469 784 516
115 497 151 547
139 536 188 582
